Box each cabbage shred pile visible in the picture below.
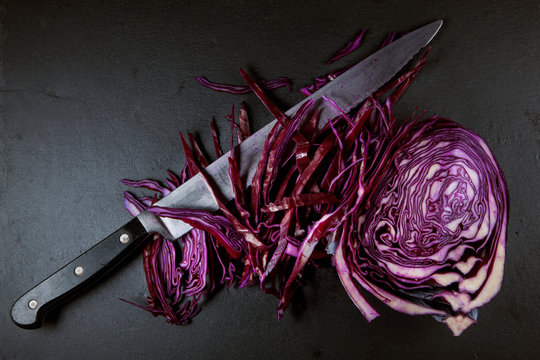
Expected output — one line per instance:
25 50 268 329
121 32 508 336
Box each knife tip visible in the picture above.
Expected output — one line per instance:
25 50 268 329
422 20 444 44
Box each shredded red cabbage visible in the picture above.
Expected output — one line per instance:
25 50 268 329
121 126 247 323
195 75 292 94
300 32 401 96
122 30 508 335
326 29 367 64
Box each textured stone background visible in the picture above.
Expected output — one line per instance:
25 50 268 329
1 1 538 359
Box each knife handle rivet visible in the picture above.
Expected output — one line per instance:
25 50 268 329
28 299 38 310
74 266 84 276
119 233 130 244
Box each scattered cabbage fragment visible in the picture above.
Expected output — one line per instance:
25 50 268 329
196 76 292 94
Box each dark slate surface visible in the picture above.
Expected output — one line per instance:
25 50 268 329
1 1 538 359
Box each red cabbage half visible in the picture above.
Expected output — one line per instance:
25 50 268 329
335 117 508 335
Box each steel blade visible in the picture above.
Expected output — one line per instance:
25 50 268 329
138 20 443 239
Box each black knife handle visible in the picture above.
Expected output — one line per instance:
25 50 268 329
11 217 150 329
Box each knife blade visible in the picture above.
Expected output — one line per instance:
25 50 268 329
11 20 442 329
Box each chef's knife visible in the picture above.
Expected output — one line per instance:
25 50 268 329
11 20 442 329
